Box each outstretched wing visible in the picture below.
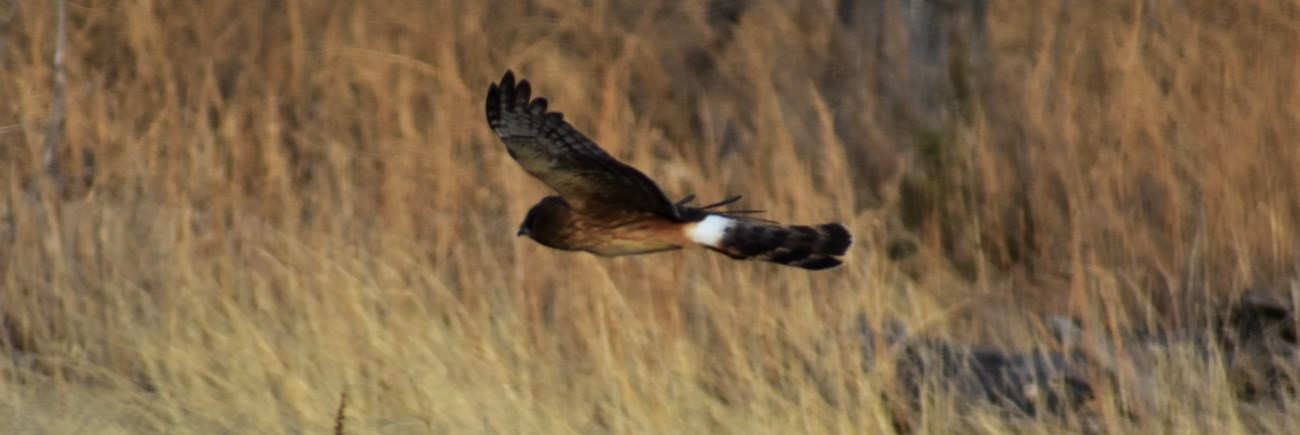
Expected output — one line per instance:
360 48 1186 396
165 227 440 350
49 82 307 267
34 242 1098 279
486 70 680 219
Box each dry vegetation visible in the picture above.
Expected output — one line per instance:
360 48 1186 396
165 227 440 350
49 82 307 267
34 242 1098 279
2 0 1298 433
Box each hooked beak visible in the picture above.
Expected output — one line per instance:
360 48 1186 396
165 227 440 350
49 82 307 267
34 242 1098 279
517 227 529 237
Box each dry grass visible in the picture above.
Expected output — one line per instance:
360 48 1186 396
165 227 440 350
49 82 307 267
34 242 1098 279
1 0 1298 433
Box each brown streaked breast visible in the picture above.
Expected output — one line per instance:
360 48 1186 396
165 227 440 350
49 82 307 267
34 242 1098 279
557 210 692 256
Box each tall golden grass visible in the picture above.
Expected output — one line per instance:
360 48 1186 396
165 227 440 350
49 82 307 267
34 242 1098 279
1 0 1297 433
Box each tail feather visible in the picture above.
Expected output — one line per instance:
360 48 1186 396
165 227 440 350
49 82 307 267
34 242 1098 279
688 216 853 270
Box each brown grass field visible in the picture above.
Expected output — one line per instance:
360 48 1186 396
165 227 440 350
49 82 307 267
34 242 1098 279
2 0 1299 433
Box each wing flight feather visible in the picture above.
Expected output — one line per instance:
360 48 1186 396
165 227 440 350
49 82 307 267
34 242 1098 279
486 71 680 219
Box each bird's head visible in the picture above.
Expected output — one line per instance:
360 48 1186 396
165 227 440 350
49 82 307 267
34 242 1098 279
517 196 570 242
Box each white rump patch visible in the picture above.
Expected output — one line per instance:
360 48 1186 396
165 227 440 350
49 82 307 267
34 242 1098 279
687 215 733 247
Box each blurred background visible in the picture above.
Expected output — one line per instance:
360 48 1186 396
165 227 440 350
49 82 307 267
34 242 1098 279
1 0 1297 433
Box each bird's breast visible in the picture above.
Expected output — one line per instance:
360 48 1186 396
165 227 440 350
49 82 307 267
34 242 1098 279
552 211 689 256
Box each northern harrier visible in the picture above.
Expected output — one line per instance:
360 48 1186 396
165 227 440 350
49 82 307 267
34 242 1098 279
486 70 852 270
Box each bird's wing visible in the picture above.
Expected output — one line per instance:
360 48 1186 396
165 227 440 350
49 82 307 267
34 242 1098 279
486 70 679 219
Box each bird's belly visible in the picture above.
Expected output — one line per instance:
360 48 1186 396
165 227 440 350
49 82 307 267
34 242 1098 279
585 239 683 256
563 216 687 256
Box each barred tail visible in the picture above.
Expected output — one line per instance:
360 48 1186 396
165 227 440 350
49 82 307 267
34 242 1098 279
687 215 853 270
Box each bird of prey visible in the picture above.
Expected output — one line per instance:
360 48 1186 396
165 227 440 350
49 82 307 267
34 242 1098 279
486 70 852 270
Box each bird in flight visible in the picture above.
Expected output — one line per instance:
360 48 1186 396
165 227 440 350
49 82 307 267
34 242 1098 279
486 70 852 270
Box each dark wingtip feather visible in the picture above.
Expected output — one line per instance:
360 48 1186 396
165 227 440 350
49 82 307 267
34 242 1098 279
500 70 516 91
528 97 548 114
487 70 517 126
490 70 552 129
698 195 744 210
797 256 843 270
485 83 501 125
514 80 532 108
